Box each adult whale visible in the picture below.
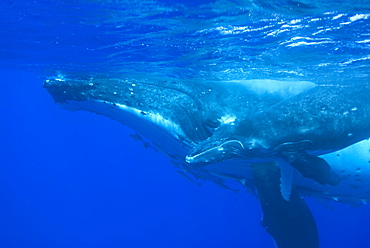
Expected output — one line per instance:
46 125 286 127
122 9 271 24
187 84 370 188
44 77 370 248
44 76 314 159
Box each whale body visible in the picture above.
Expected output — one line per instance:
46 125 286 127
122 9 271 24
44 77 315 160
44 77 370 248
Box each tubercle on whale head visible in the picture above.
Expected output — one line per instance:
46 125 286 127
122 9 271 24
43 78 99 103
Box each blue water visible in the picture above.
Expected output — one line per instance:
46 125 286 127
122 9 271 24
1 1 370 247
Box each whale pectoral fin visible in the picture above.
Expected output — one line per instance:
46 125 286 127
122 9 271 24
289 152 341 186
251 162 320 248
278 142 341 186
279 161 295 201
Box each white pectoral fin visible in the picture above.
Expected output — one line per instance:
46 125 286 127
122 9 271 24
279 161 295 201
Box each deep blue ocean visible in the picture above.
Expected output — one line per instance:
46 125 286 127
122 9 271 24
1 1 370 247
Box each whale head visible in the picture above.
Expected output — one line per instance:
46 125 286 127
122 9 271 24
186 119 273 164
186 123 266 164
186 123 235 164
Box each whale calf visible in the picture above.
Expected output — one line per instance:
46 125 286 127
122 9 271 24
44 77 370 248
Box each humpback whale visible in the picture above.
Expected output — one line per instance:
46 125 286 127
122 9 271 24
44 77 370 248
187 85 370 186
44 77 314 159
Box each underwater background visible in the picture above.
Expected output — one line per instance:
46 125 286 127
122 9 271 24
1 0 370 247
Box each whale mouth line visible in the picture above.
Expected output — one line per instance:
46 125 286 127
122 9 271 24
186 140 245 164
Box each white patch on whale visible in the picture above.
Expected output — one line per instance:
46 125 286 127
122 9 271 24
218 115 236 125
57 99 192 158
